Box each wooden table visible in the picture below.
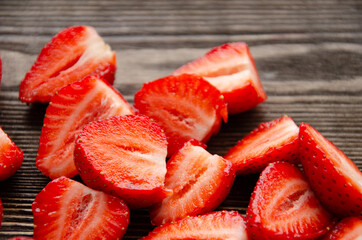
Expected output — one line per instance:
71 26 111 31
0 0 361 239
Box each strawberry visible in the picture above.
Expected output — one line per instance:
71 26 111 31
322 217 362 240
150 140 235 226
247 162 334 240
0 127 24 181
36 75 134 179
224 116 299 175
32 177 129 240
299 123 362 217
142 211 249 240
74 114 170 209
174 42 267 114
19 26 116 103
134 74 227 156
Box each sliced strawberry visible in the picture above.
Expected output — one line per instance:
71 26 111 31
299 123 362 217
36 75 134 179
143 211 248 240
134 74 227 156
247 162 334 240
0 127 23 181
19 26 116 103
75 114 170 209
150 140 235 226
322 217 362 240
32 177 129 240
174 42 267 114
224 116 299 175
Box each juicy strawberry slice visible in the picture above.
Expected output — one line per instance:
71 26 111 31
19 26 116 103
322 217 362 240
32 177 129 240
75 114 170 209
174 42 267 114
143 211 248 240
0 127 24 181
150 140 235 226
134 74 227 156
224 116 299 175
36 75 134 179
247 162 333 240
299 123 362 217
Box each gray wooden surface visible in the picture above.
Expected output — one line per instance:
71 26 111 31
0 0 361 239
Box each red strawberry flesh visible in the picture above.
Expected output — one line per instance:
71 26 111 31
75 114 170 209
36 75 134 179
174 42 267 114
299 123 362 217
224 116 299 175
247 161 333 240
0 127 23 181
19 26 116 103
134 74 227 156
322 217 362 240
150 140 235 226
32 177 129 240
143 211 248 240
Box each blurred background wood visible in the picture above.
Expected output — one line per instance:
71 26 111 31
0 0 361 239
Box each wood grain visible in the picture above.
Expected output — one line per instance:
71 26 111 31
0 0 361 239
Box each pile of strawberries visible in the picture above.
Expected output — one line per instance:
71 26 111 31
0 26 361 239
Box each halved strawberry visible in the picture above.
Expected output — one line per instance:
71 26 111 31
36 75 134 179
74 114 170 209
224 116 299 175
174 42 267 114
247 162 333 240
322 217 362 240
0 127 23 181
32 177 129 240
134 74 227 156
143 211 249 240
19 26 116 103
299 123 362 217
150 140 235 226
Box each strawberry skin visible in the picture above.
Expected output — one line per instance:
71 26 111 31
224 116 299 175
75 114 170 209
0 127 24 181
150 140 235 226
299 123 362 217
322 217 362 240
32 177 129 240
174 42 267 114
19 26 116 103
143 211 249 240
134 73 227 156
247 162 334 240
36 75 134 179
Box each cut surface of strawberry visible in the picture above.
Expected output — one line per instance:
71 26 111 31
224 116 299 175
19 26 116 103
247 161 333 240
174 42 267 114
150 140 235 226
143 211 249 240
134 74 227 156
322 217 362 240
75 114 170 209
0 127 23 181
32 177 129 240
299 123 362 217
36 75 134 179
